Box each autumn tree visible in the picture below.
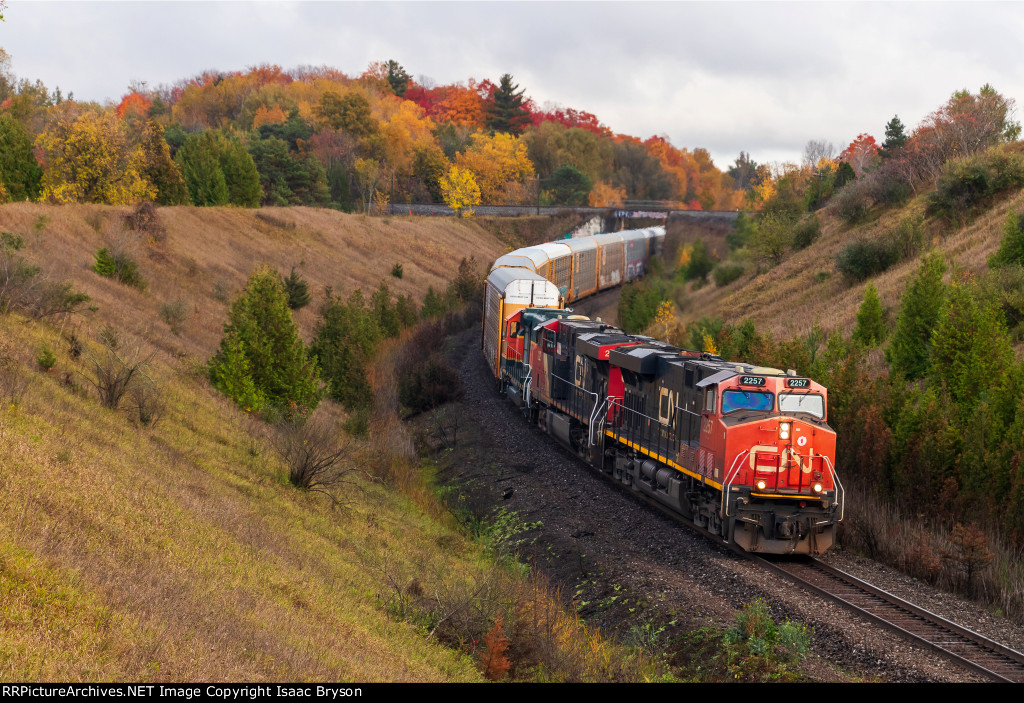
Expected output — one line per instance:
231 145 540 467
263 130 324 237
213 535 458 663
139 121 188 205
0 113 42 201
316 91 377 138
36 108 155 205
440 166 481 217
455 132 534 204
485 74 530 135
209 265 321 416
840 133 880 177
887 250 947 379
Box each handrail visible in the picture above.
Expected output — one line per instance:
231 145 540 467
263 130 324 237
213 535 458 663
721 450 751 519
589 396 608 447
822 455 845 522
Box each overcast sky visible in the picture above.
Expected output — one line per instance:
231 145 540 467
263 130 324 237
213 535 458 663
3 1 1024 169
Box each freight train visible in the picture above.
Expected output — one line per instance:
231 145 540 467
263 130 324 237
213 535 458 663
482 227 844 555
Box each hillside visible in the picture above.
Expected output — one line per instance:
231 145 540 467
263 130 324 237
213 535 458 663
0 204 512 680
679 189 1024 345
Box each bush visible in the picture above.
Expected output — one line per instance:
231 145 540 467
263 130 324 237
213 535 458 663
928 148 1024 224
87 335 154 410
830 178 872 225
791 215 820 251
399 354 463 416
92 247 147 290
274 410 355 503
835 238 900 282
391 262 404 279
36 346 56 371
712 262 745 287
159 299 188 335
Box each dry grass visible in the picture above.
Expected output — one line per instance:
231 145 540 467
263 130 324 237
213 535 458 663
0 203 514 681
0 204 505 361
0 313 490 681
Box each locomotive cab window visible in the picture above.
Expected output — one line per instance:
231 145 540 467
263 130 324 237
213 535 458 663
542 330 556 353
721 390 774 415
779 392 825 420
704 388 717 414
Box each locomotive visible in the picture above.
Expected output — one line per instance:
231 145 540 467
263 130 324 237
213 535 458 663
482 227 844 555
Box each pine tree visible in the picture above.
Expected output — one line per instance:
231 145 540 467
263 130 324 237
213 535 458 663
887 250 947 379
220 139 262 207
854 283 886 346
880 115 907 159
930 277 1013 417
282 267 311 310
989 210 1024 268
485 74 531 136
385 60 411 98
209 266 321 416
311 289 381 410
176 131 229 206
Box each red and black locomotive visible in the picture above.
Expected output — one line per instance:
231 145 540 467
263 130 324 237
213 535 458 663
483 230 843 555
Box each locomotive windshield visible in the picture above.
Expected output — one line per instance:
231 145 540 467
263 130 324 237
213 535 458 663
721 390 774 414
779 392 825 419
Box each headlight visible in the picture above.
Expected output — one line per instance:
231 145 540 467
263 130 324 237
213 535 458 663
756 480 767 490
813 482 823 493
779 422 791 440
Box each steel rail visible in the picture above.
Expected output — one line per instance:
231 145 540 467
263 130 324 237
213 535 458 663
748 554 1024 683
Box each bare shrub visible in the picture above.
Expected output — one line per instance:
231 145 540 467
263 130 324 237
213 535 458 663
274 409 356 504
86 334 154 410
124 201 166 243
159 299 188 335
128 375 165 426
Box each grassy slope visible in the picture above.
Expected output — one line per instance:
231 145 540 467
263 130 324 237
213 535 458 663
679 189 1024 345
0 204 510 681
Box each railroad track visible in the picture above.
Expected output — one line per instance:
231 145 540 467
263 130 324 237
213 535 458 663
750 554 1024 683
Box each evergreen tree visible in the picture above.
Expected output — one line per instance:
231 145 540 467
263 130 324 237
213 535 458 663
282 267 311 310
140 121 188 205
176 131 229 206
219 139 262 207
854 283 886 346
887 250 948 379
485 74 531 136
545 164 592 205
931 278 1014 417
209 266 321 416
880 115 907 159
311 289 381 410
385 60 411 98
0 113 42 201
989 210 1024 268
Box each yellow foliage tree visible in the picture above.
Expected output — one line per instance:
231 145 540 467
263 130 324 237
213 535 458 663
588 181 625 207
654 300 675 338
36 108 155 205
440 166 481 218
455 132 534 204
701 332 718 355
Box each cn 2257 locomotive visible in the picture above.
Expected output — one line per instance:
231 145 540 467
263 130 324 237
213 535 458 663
482 228 844 555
